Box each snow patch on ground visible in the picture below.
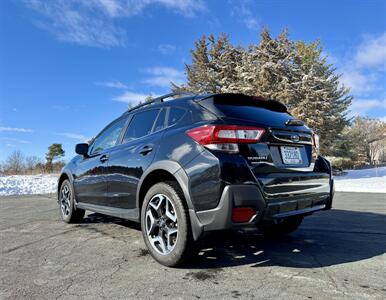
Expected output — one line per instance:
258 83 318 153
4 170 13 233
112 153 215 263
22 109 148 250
0 174 58 196
334 167 386 193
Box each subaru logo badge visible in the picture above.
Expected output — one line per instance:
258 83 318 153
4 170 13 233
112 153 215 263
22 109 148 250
291 135 300 142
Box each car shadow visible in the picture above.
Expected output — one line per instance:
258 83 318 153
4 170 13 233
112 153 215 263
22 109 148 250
82 213 141 230
80 209 386 269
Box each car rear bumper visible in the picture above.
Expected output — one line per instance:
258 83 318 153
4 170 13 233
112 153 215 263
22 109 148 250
189 177 334 239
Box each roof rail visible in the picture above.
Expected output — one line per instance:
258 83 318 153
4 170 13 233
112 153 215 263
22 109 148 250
127 91 195 113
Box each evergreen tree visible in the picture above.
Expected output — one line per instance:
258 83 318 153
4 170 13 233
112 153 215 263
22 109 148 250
293 41 352 153
46 143 65 170
174 28 352 154
174 34 241 93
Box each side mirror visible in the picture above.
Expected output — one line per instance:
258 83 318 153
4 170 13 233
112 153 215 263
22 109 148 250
75 143 89 156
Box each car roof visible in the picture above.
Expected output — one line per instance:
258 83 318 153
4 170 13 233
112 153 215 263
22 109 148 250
121 92 213 115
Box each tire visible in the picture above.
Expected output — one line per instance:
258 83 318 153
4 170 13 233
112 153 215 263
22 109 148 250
258 215 304 237
141 181 194 267
58 179 85 223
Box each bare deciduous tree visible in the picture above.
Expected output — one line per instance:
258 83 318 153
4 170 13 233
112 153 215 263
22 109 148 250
350 117 386 165
5 150 25 175
25 156 43 174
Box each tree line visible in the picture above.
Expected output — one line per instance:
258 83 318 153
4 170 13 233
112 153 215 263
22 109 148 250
0 143 65 175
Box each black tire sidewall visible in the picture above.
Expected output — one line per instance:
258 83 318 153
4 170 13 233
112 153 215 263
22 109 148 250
141 182 191 267
58 179 76 223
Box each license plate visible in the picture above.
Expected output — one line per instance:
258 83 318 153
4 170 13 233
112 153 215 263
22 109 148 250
280 146 303 164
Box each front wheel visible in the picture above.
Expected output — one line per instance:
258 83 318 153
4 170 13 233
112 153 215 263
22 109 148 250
58 179 85 223
141 181 194 267
258 215 304 237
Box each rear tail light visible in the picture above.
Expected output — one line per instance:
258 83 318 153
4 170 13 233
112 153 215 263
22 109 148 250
232 207 256 223
186 125 265 153
312 133 320 156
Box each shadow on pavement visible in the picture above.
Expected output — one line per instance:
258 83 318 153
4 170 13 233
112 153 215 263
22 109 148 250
80 209 386 269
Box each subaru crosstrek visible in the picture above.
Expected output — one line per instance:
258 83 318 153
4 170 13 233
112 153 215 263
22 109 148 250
58 93 334 267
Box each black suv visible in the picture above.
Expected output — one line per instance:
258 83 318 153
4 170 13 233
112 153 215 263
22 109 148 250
58 93 334 266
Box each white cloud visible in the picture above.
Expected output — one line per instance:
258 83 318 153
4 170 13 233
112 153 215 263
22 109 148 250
112 91 158 104
25 0 206 47
349 99 386 116
58 132 89 141
0 127 33 133
355 32 386 68
95 80 128 89
142 67 185 88
158 44 177 55
0 137 31 144
230 0 260 31
340 68 377 95
338 32 386 96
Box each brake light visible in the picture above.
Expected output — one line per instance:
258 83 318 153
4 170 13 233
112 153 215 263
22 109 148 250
186 125 265 153
186 125 264 144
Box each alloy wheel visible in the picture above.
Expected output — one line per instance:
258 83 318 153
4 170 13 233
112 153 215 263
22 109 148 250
145 193 178 255
60 184 71 218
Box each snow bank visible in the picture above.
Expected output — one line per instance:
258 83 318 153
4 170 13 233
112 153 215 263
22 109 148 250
0 174 58 196
334 166 386 193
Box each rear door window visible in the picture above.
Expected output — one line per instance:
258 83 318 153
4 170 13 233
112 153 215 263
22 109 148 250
153 108 166 132
123 109 159 143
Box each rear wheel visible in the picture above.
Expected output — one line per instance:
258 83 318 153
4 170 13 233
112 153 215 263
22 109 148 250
59 179 85 223
141 181 194 267
258 215 304 237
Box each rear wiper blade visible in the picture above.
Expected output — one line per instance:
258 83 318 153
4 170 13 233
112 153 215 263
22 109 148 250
285 119 304 126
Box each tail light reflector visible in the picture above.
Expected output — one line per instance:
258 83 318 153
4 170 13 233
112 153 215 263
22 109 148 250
232 207 256 223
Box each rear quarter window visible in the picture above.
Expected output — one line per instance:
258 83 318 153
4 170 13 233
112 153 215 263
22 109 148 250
167 107 186 126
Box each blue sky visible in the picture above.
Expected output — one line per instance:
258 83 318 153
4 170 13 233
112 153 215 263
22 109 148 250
0 0 385 162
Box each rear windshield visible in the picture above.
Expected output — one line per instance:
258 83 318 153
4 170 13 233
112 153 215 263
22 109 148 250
198 94 294 126
216 104 294 126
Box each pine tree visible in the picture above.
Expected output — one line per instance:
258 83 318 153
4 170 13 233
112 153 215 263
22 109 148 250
174 28 352 154
293 41 352 153
174 34 240 93
46 143 65 171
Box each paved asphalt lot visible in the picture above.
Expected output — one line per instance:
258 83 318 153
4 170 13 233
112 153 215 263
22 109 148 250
0 192 385 299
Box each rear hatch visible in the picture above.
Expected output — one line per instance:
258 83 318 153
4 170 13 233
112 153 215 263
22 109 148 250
197 94 330 206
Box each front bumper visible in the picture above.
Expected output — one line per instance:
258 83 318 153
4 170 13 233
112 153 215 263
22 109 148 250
189 179 334 240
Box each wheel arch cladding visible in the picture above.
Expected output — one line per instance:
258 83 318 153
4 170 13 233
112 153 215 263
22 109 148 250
136 160 194 213
57 173 70 197
138 169 177 210
137 163 204 240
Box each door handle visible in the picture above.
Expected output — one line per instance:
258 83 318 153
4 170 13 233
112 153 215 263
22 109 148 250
139 146 153 156
100 154 109 163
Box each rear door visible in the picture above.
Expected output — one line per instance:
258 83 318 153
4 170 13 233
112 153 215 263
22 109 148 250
105 108 166 209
